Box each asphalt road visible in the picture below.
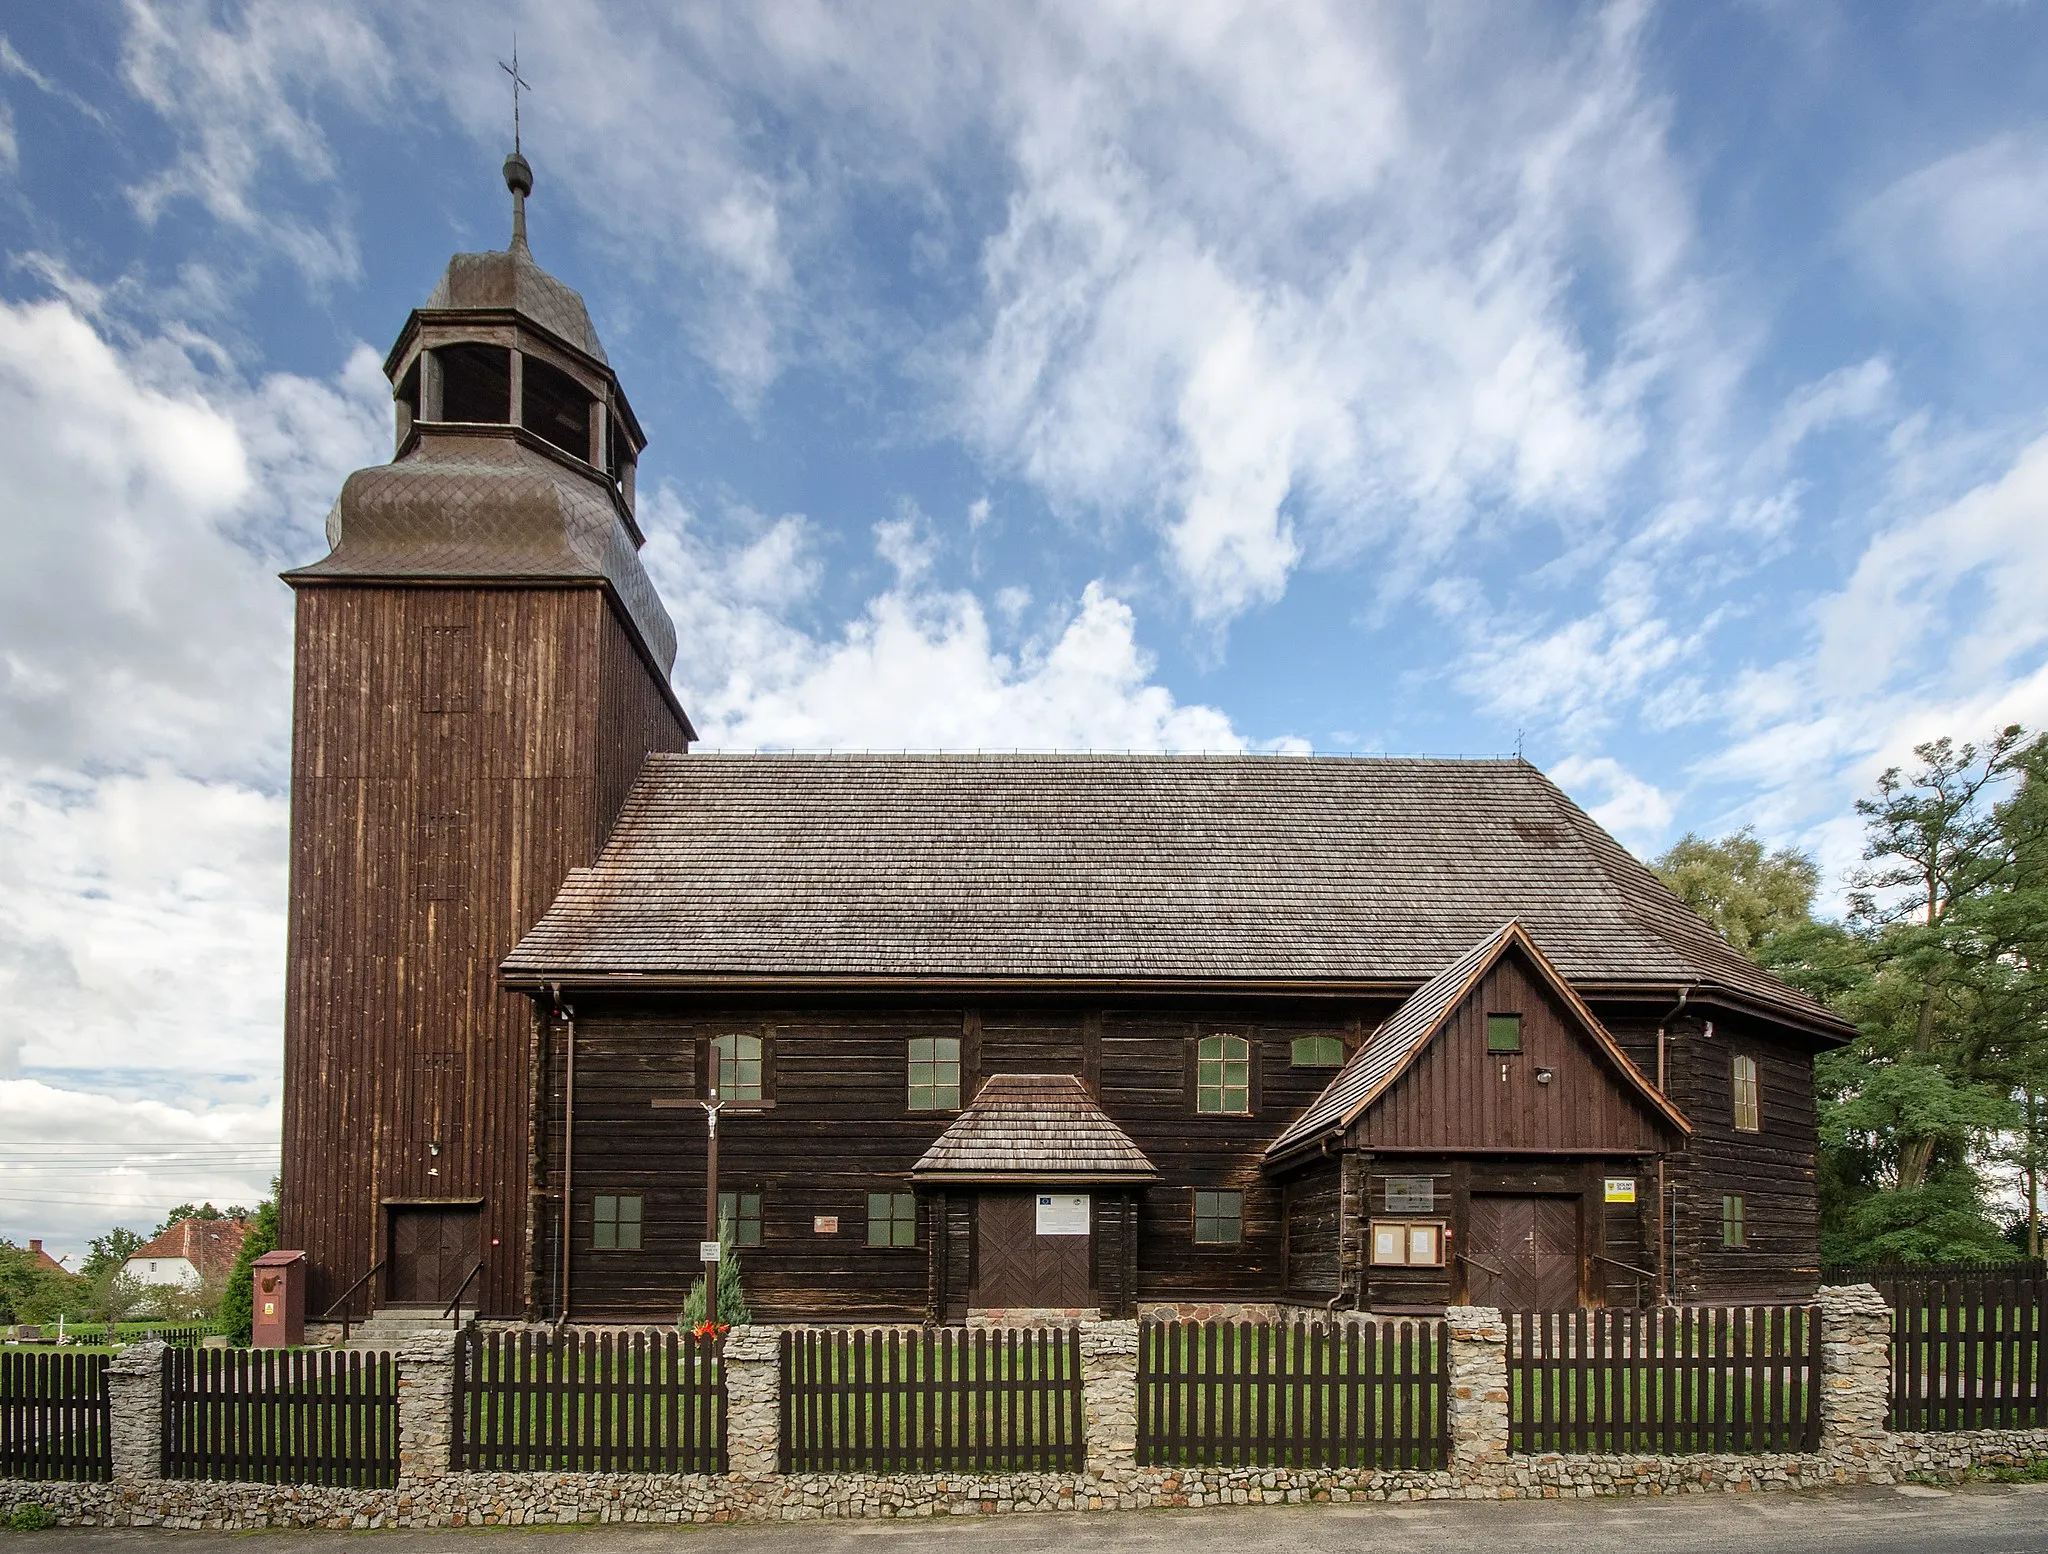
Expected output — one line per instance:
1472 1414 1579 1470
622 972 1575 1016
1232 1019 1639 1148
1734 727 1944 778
15 1484 2048 1554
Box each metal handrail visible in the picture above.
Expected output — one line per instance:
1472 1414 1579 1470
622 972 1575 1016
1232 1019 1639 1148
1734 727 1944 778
1592 1252 1663 1283
318 1259 385 1345
443 1261 485 1330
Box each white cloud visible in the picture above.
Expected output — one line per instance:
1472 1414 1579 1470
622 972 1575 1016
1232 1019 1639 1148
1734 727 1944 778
0 1079 278 1259
1856 130 2048 297
1550 753 1676 853
107 2 1730 626
119 0 392 287
0 292 381 1252
642 488 1244 752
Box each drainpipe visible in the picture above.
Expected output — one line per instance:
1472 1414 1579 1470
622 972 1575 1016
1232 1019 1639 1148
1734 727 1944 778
1654 986 1690 1307
552 983 576 1328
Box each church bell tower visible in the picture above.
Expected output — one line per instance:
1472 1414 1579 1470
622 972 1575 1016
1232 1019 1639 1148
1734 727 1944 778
278 153 693 1320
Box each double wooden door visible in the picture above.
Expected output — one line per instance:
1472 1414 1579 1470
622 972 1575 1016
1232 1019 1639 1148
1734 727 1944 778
385 1205 482 1306
1463 1195 1580 1309
972 1192 1093 1309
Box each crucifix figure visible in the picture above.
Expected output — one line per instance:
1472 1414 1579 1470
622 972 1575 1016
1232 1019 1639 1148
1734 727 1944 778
498 41 535 251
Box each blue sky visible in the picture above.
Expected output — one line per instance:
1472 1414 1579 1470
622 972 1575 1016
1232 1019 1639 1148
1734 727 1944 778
1 1 2045 1256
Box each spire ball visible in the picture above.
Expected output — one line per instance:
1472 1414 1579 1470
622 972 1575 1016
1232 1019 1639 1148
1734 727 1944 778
504 151 533 198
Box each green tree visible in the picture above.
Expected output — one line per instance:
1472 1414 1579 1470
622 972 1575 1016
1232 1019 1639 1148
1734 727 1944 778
215 1184 279 1346
78 1227 145 1284
0 1241 86 1326
678 1223 751 1329
1654 828 1820 953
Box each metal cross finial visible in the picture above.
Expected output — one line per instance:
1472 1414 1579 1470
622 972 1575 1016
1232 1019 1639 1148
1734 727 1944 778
499 40 531 155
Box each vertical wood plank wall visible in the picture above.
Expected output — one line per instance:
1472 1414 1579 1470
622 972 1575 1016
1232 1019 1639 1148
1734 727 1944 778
280 583 686 1318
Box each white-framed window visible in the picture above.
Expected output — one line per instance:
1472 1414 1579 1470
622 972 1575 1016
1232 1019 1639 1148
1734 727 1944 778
711 1033 764 1100
907 1037 961 1111
1196 1034 1252 1114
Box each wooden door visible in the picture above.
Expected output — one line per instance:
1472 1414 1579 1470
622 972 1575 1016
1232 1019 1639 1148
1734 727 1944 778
385 1205 482 1306
1464 1195 1580 1310
971 1191 1093 1309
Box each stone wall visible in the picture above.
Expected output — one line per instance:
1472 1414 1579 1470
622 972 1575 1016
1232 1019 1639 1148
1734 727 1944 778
7 1285 2044 1529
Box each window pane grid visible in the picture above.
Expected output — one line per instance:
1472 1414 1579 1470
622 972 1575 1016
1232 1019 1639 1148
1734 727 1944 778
1732 1055 1760 1132
717 1190 762 1246
1193 1189 1243 1244
712 1034 763 1100
867 1191 917 1247
906 1036 961 1111
1291 1035 1345 1067
1722 1194 1745 1248
1196 1035 1251 1115
592 1193 642 1252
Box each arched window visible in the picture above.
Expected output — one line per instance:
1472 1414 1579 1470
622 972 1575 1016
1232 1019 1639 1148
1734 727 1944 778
711 1033 763 1101
1196 1034 1251 1115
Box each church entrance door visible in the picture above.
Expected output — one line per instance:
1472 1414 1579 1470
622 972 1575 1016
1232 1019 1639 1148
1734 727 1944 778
1464 1195 1580 1309
384 1204 482 1307
971 1191 1092 1310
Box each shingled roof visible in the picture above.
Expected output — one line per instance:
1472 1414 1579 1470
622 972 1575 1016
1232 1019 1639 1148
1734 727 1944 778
1266 922 1692 1163
913 1074 1158 1182
503 753 1847 1034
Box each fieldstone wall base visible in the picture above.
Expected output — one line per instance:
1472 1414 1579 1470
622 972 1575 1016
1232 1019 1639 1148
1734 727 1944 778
8 1300 2044 1529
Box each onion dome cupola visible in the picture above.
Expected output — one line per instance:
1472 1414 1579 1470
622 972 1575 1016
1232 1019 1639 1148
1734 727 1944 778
286 153 682 687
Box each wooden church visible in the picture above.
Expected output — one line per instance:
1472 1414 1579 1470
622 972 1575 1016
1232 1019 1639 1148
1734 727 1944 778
277 155 1853 1329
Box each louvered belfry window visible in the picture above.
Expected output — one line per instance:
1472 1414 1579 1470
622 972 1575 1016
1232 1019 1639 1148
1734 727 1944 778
1197 1034 1252 1114
1732 1054 1760 1132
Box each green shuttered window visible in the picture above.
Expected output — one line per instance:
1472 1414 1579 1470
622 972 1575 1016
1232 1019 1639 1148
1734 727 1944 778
592 1193 642 1251
1197 1034 1251 1114
868 1191 917 1247
1486 1013 1523 1053
907 1036 961 1111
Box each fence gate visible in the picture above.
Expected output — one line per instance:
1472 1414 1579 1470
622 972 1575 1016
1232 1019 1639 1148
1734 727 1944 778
1 1349 111 1482
453 1327 724 1474
161 1347 397 1486
1136 1318 1449 1469
780 1326 1083 1473
1506 1305 1820 1455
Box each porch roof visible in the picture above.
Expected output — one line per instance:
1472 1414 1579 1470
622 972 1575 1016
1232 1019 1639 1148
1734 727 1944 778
912 1073 1159 1184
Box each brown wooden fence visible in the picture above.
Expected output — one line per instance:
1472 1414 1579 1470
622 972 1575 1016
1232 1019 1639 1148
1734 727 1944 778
1136 1319 1449 1469
1873 1269 2045 1431
1 1349 111 1482
161 1347 397 1486
1507 1306 1821 1456
452 1327 724 1474
780 1326 1083 1473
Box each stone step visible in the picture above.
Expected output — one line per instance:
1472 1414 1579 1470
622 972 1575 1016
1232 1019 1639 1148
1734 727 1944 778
335 1308 474 1351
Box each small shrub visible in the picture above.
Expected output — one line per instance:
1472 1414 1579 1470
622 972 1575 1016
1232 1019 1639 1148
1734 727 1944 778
6 1503 58 1531
1969 1458 2048 1484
